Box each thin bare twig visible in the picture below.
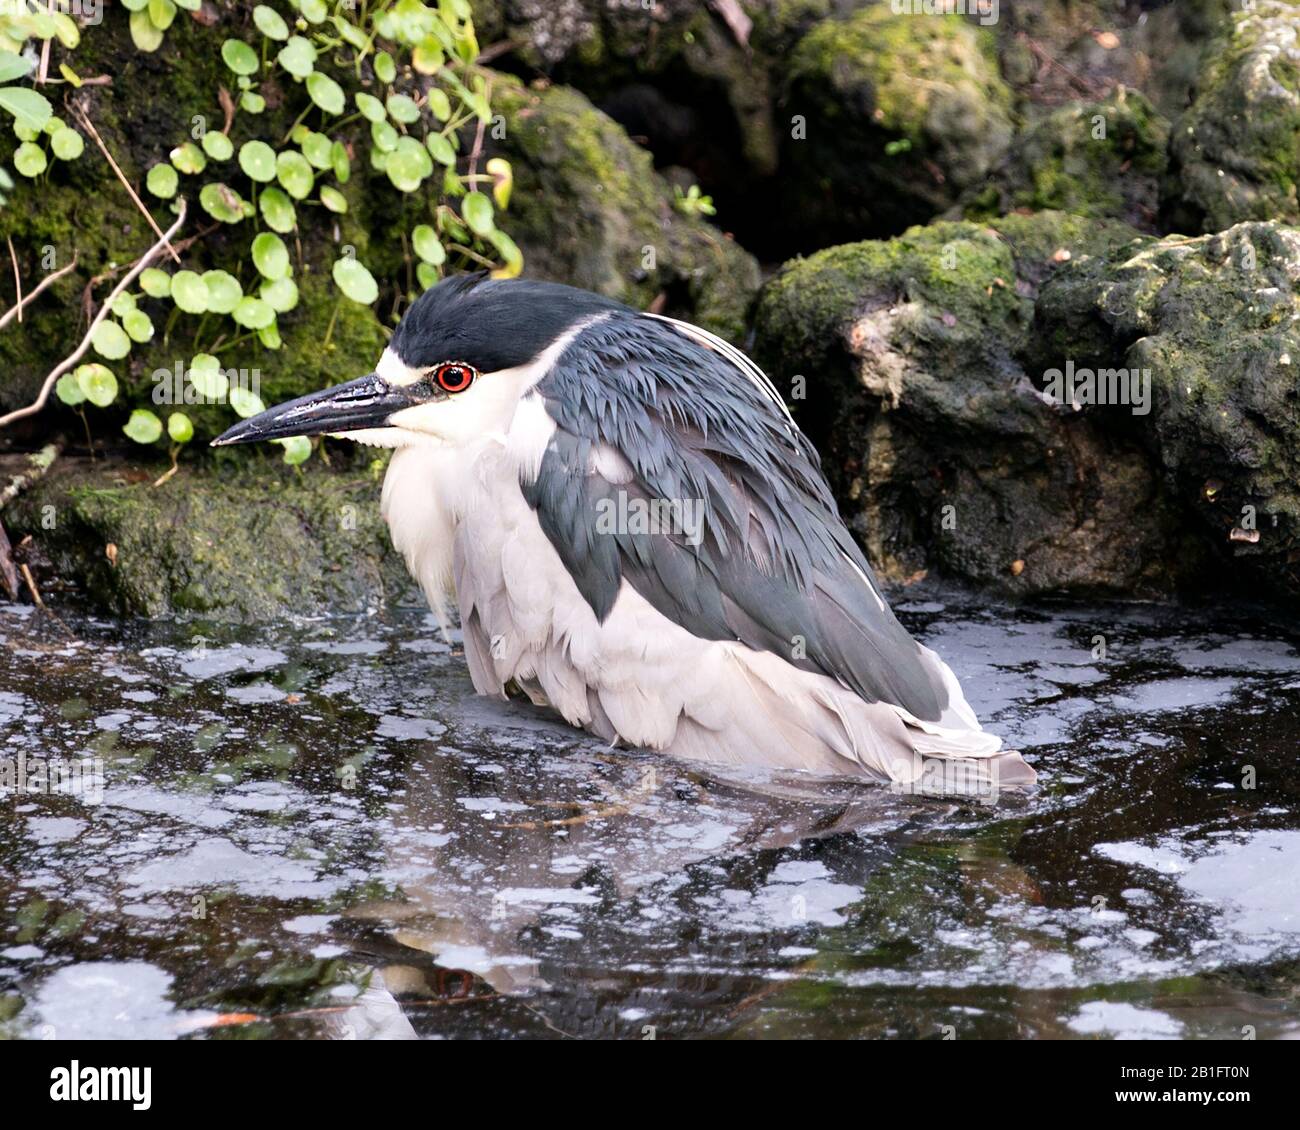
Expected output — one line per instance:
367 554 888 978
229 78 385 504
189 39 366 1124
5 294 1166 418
72 103 181 264
466 79 492 182
0 254 79 331
0 203 187 430
20 562 43 607
6 237 21 324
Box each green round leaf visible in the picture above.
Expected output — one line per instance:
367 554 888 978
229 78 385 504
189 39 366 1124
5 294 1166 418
279 435 312 464
56 371 86 406
488 228 523 278
258 186 297 233
259 276 298 313
202 269 243 313
251 231 290 280
330 140 350 184
425 131 455 167
354 92 385 123
240 91 267 114
275 150 313 199
299 0 327 23
0 50 33 84
188 353 228 401
277 36 316 78
198 181 246 223
148 0 176 31
201 131 234 161
461 191 494 236
171 270 209 314
0 88 52 134
386 93 420 124
319 185 347 213
110 293 137 317
140 268 171 298
300 130 332 170
122 308 154 343
129 9 163 52
222 38 259 76
306 71 344 115
411 224 445 266
50 126 84 161
386 136 432 193
146 162 178 198
232 296 275 329
14 142 46 177
91 320 131 360
258 322 282 349
415 261 440 290
238 139 276 182
229 385 266 417
123 408 163 444
167 411 194 443
427 89 451 122
75 363 118 407
252 4 289 40
371 118 397 153
332 256 378 305
169 141 206 174
373 52 396 85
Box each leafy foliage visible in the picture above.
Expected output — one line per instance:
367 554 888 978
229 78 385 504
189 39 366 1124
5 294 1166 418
1 1 518 467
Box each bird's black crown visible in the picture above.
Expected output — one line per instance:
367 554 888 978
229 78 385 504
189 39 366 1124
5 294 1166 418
389 272 628 374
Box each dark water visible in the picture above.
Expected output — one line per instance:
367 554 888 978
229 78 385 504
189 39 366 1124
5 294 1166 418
2 594 1298 1040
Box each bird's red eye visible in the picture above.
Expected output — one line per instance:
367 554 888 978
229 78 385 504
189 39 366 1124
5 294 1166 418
434 362 476 394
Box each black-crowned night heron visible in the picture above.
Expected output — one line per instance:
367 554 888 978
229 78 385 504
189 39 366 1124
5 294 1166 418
215 274 1034 791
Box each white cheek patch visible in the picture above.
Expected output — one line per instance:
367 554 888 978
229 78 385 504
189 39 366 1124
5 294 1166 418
375 347 426 387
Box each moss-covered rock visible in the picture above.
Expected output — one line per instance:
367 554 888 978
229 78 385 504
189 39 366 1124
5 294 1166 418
484 76 761 342
1163 0 1300 233
777 6 1014 247
957 88 1169 231
753 211 1203 597
1028 221 1300 600
4 453 417 620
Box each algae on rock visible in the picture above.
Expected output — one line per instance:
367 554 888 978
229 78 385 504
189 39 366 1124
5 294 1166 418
4 456 418 620
1163 0 1300 232
753 212 1198 598
957 89 1169 232
776 6 1014 246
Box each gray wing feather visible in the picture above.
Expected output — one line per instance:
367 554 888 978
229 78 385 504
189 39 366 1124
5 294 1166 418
522 314 949 724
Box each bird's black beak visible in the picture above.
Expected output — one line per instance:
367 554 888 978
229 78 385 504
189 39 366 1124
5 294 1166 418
210 372 415 446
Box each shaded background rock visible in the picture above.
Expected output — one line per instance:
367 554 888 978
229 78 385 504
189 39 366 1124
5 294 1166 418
955 87 1169 231
483 76 760 343
1162 0 1300 233
776 6 1014 252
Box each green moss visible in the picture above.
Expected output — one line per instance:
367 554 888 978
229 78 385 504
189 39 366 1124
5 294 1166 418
753 214 1127 382
6 455 416 620
1164 1 1300 231
777 6 1013 242
790 7 1010 143
961 90 1169 230
484 75 759 342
